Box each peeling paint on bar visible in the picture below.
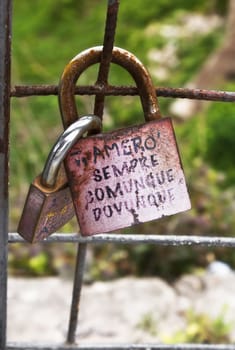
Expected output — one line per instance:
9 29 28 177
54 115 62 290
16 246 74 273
6 342 235 350
9 232 235 247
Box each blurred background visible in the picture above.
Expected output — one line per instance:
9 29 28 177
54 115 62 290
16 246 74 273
9 0 235 283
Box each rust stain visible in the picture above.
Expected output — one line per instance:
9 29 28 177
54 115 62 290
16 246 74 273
17 181 74 243
59 46 161 129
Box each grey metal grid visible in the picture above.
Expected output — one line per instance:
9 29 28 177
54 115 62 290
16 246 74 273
2 0 235 349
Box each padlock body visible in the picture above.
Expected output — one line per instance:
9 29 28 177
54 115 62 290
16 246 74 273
18 175 74 243
65 117 191 236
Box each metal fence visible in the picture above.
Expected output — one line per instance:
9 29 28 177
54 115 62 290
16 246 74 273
2 0 235 349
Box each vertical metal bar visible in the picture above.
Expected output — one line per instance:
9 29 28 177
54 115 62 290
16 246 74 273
94 0 120 119
0 0 12 349
66 1 120 344
66 243 87 344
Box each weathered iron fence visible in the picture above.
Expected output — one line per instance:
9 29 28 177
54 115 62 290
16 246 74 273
2 0 235 349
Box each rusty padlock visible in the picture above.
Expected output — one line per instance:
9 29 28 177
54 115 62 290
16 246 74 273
59 46 191 236
17 115 101 243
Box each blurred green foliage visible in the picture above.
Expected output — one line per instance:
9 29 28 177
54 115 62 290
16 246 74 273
135 307 232 344
136 312 157 336
10 0 235 279
163 308 232 344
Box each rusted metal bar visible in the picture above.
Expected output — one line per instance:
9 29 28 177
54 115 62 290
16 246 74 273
96 0 120 86
6 342 235 350
156 87 235 102
66 243 87 344
66 2 120 343
94 0 120 118
0 0 12 349
10 85 235 102
9 232 235 248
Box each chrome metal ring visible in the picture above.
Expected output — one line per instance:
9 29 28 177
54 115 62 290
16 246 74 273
41 115 101 188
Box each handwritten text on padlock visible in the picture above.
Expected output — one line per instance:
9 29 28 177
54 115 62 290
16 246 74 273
65 118 191 235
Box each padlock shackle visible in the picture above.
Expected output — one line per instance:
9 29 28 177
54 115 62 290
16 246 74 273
41 115 101 188
59 46 161 128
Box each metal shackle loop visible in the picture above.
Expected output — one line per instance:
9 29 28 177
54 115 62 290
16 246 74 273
41 115 102 188
59 46 162 129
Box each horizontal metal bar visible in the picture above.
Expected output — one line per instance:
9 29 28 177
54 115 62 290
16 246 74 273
10 85 235 102
8 232 235 247
6 343 235 350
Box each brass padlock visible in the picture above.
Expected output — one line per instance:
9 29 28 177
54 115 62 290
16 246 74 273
59 46 191 236
17 115 101 243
